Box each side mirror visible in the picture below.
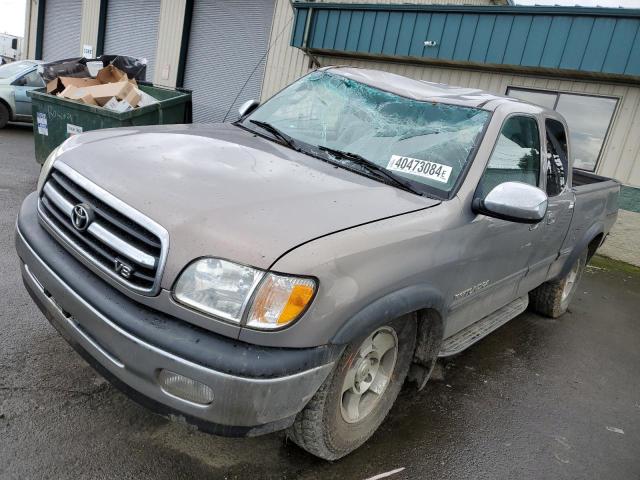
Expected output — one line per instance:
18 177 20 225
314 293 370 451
238 99 260 119
473 181 548 223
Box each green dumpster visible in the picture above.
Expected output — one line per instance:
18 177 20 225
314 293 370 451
28 84 192 164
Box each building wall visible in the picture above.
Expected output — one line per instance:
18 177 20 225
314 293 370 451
80 0 100 57
23 0 38 59
153 0 186 87
260 0 502 100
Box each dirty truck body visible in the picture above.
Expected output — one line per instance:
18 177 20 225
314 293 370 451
15 67 619 460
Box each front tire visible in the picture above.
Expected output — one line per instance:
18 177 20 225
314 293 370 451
0 103 9 129
287 315 417 460
529 249 588 318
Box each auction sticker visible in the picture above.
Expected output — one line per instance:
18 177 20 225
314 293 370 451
387 155 451 183
36 112 48 136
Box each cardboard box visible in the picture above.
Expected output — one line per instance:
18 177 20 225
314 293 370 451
123 88 141 108
58 85 99 106
60 77 100 88
96 64 128 84
60 81 135 106
103 97 134 113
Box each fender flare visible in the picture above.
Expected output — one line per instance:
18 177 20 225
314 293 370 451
330 284 446 345
556 222 604 280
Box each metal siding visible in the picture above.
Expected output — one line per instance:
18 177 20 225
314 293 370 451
345 11 365 51
581 17 616 72
153 0 186 87
539 16 571 69
291 8 308 47
291 4 640 79
42 0 82 60
80 0 101 56
485 15 512 64
502 15 532 65
382 11 402 55
625 28 640 75
521 15 551 67
438 13 462 60
183 0 276 123
603 19 639 74
559 16 594 71
104 0 161 80
260 0 507 103
335 11 351 50
453 14 478 61
410 13 432 58
469 14 495 63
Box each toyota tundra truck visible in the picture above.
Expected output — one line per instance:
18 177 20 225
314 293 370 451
15 67 620 460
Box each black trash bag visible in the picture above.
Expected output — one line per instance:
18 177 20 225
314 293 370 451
99 55 147 82
39 57 90 83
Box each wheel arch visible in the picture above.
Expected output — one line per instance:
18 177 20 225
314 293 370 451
557 222 604 280
330 284 446 346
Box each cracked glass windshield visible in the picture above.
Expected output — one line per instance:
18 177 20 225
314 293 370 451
245 71 490 195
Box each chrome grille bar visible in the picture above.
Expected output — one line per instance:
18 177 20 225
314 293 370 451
88 222 156 268
37 162 168 295
43 181 156 269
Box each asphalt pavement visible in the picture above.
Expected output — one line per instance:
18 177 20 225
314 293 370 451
1 124 639 480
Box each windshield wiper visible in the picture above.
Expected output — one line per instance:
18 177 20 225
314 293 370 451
249 120 298 150
318 145 422 196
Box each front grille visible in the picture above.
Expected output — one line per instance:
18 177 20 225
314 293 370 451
38 163 168 295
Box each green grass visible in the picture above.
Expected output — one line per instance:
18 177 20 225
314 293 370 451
590 254 640 276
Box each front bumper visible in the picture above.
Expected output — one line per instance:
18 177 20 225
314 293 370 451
16 192 338 436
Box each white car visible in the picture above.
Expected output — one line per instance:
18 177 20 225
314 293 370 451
0 60 44 128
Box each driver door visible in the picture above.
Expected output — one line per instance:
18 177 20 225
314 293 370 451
445 114 545 337
13 69 44 117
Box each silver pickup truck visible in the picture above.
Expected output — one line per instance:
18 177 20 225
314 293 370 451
16 67 619 460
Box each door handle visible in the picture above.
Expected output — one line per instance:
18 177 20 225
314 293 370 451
546 213 556 225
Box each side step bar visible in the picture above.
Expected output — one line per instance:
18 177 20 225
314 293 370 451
439 295 529 357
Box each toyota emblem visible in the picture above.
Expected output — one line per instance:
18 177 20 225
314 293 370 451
72 204 93 231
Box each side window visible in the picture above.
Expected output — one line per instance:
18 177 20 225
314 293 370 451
20 70 45 88
479 115 540 196
545 119 568 196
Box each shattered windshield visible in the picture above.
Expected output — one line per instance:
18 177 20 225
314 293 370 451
245 71 490 195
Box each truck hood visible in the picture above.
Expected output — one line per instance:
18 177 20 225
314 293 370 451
57 123 438 286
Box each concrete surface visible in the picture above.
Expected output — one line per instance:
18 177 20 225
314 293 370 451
599 209 640 267
1 124 639 480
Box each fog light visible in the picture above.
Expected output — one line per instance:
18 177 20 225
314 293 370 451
158 370 214 405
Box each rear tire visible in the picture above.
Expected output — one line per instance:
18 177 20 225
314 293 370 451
0 103 9 129
529 249 588 318
287 315 417 460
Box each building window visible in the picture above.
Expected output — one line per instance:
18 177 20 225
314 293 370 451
506 88 618 172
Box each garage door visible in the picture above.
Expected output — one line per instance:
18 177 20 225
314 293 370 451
183 0 276 123
103 0 161 81
42 0 82 61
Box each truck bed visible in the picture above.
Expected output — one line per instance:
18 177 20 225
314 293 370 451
572 169 616 188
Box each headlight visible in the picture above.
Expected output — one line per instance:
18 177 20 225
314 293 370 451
173 258 264 323
173 257 317 329
37 146 60 194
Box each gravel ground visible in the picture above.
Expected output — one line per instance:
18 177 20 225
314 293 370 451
1 124 639 480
